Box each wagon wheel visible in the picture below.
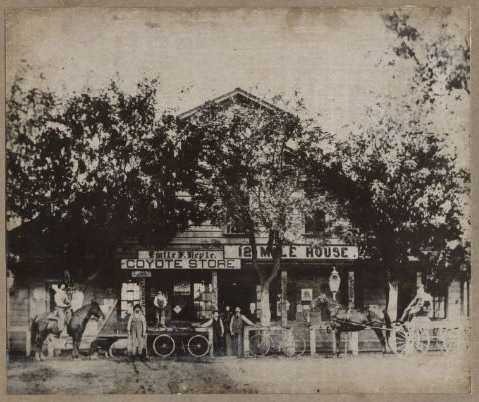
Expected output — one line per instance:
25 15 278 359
294 335 307 357
152 334 176 358
187 334 210 358
432 327 448 352
108 343 128 359
413 327 430 353
395 328 411 354
250 333 271 357
282 332 306 357
441 327 459 353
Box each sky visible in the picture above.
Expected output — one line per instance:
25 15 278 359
6 7 470 158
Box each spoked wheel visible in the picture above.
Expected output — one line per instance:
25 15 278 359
187 334 210 358
108 340 129 359
440 328 459 353
152 334 176 358
283 333 306 357
250 333 271 357
395 328 411 354
413 328 430 353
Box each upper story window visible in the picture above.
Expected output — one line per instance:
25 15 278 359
224 220 246 236
304 209 327 235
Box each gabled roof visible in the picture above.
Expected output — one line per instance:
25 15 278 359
177 87 293 120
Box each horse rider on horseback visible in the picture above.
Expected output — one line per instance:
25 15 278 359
54 283 72 333
399 283 433 323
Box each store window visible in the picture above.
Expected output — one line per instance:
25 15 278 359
305 209 327 235
193 282 214 321
223 217 247 235
120 282 141 319
432 294 446 319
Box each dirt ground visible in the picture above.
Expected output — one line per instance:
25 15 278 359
7 352 470 394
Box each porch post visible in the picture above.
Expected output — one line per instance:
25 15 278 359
256 285 262 320
387 278 399 353
416 271 423 287
348 270 359 356
310 325 316 356
281 270 288 327
211 271 218 311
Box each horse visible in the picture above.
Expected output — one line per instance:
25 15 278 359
312 296 393 356
30 301 105 360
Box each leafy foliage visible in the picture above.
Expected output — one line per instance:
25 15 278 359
308 101 470 282
7 77 202 277
180 94 330 323
382 10 470 98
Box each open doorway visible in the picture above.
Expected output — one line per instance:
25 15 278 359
218 271 257 317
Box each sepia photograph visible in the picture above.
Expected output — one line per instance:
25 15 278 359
5 6 471 394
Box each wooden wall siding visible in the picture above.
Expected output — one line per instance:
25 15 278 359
9 288 30 327
360 267 387 308
8 331 27 353
167 221 354 246
447 279 462 319
288 324 383 354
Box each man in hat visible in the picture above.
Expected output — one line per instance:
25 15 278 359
229 306 255 357
153 290 168 327
54 283 71 333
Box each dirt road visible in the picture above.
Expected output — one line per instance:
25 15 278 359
7 353 470 394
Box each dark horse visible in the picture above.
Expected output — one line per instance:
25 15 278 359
313 296 393 356
30 301 105 360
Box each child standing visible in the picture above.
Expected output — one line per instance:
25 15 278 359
127 304 147 360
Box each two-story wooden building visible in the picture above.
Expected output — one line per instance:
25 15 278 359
7 88 469 356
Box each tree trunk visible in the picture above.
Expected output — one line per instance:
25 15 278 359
257 250 282 326
386 277 399 353
386 280 399 321
259 286 271 326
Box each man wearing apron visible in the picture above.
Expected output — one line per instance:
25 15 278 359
229 306 255 357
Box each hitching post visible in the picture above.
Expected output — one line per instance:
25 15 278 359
329 267 341 357
281 271 288 327
348 271 359 356
310 325 316 356
209 327 214 357
211 271 218 311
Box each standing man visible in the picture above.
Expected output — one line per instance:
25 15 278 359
201 311 224 356
229 306 255 357
222 305 234 356
153 290 168 327
54 283 71 334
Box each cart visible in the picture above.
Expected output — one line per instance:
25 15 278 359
94 319 212 359
394 317 469 355
149 321 211 358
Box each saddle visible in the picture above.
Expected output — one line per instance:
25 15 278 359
47 308 73 323
47 312 59 321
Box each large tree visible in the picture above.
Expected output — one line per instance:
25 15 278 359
306 9 471 319
7 76 202 280
181 94 329 326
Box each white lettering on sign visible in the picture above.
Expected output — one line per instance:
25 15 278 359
139 250 224 260
121 258 241 270
131 270 152 278
224 245 358 260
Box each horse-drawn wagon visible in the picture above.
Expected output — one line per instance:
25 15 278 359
97 320 212 359
394 317 469 355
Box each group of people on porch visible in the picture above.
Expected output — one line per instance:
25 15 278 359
53 281 433 359
200 306 256 356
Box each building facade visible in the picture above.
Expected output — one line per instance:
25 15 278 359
7 89 469 355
